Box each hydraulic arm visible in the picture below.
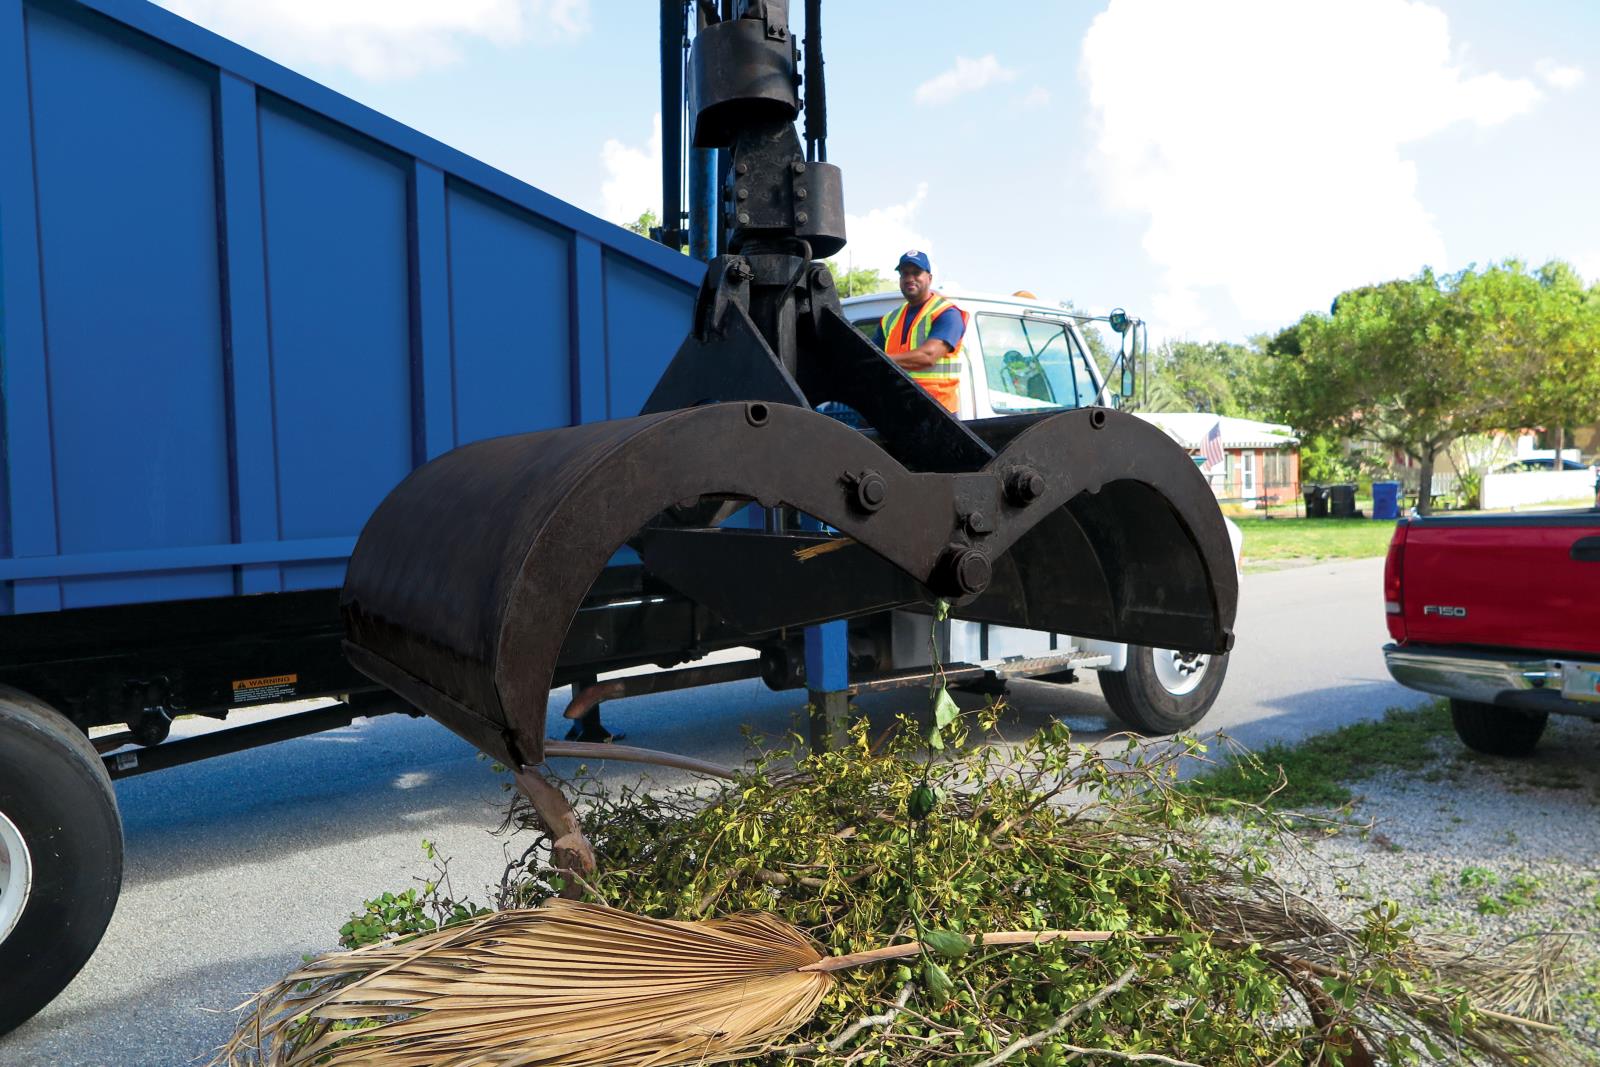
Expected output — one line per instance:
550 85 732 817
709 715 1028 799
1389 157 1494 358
340 0 1237 770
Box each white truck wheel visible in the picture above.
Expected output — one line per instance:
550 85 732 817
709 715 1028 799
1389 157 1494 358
1100 646 1228 734
0 685 123 1037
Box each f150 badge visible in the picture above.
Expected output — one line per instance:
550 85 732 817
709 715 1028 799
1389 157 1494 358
1423 605 1468 617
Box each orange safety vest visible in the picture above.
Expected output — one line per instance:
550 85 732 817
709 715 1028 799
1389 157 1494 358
880 294 968 413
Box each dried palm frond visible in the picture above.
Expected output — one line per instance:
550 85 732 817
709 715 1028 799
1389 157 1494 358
215 900 1113 1067
217 900 826 1067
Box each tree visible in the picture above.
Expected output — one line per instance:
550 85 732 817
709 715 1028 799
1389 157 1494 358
1480 260 1600 466
1142 339 1268 417
625 210 658 238
1264 269 1507 514
823 260 893 297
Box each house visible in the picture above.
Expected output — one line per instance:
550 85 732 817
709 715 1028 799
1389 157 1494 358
1138 413 1301 505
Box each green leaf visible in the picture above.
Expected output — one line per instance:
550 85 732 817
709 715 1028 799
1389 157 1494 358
907 783 940 821
920 929 970 960
923 960 954 1003
932 686 960 730
935 599 950 622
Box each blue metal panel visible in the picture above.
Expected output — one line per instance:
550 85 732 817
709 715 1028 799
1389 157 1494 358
445 183 573 445
216 71 282 595
0 0 706 615
65 0 703 288
0 0 60 613
570 236 608 425
410 162 454 461
603 252 696 418
0 534 354 579
25 2 233 610
257 98 412 591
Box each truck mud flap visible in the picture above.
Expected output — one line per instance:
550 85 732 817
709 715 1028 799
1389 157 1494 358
341 403 1236 768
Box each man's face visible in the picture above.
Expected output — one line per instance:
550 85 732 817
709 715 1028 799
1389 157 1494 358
898 266 932 303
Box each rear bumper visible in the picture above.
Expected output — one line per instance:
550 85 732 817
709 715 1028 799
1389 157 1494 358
1383 644 1600 719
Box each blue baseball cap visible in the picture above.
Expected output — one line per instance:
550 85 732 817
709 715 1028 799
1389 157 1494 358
896 249 932 273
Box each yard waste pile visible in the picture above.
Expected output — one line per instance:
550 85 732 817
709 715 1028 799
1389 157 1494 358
216 709 1584 1067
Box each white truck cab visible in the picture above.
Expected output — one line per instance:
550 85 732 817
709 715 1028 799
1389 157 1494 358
844 289 1122 421
839 289 1239 734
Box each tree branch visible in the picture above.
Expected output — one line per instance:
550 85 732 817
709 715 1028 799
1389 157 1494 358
973 964 1144 1067
775 984 914 1057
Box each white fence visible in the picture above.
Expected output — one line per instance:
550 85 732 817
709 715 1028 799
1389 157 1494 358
1479 469 1597 510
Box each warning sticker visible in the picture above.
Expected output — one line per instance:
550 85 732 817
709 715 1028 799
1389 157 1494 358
232 673 299 704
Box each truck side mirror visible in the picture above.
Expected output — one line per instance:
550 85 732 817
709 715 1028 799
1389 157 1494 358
1119 323 1138 399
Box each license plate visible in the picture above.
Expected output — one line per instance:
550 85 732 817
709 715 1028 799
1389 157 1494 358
1560 663 1600 703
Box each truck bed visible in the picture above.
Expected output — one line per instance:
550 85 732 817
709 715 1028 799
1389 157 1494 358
1387 510 1600 659
1 0 699 619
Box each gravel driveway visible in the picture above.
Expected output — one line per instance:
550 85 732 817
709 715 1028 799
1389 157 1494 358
1252 712 1600 1055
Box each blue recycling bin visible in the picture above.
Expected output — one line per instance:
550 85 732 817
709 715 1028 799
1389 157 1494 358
1372 480 1401 520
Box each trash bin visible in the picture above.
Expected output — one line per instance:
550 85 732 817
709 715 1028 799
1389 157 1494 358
1328 483 1357 518
1302 484 1328 518
1371 480 1400 520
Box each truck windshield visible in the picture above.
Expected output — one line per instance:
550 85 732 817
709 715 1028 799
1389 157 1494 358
976 315 1099 411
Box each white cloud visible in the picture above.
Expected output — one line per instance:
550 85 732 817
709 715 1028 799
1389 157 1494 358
1020 87 1052 110
1535 58 1585 91
1082 0 1544 332
915 55 1018 106
598 115 661 226
158 0 589 79
1571 251 1600 285
836 184 934 278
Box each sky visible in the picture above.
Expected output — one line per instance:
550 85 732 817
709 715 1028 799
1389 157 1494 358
157 0 1600 346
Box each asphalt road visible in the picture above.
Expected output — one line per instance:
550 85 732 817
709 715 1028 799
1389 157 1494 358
2 557 1429 1067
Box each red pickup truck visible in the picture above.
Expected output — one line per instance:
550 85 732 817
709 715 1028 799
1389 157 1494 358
1383 508 1600 755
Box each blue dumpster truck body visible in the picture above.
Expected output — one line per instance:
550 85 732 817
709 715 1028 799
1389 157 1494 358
0 0 717 714
0 0 724 1034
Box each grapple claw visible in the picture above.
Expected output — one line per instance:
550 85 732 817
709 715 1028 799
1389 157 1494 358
341 404 1235 768
341 1 1236 769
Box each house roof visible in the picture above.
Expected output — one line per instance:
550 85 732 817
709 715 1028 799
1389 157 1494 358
1135 413 1299 450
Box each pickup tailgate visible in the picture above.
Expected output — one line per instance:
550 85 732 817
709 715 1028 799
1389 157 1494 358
1399 513 1600 656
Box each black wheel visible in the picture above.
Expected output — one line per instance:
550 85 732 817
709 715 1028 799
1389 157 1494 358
0 685 123 1037
1100 646 1229 735
1449 698 1547 757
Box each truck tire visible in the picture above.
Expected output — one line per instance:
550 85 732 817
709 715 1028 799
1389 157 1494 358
1449 698 1547 757
0 686 123 1037
1100 646 1229 735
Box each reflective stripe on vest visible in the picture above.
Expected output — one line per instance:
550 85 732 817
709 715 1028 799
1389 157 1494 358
880 295 967 413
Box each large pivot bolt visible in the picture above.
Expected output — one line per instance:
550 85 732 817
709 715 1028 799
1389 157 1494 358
934 544 992 598
843 469 888 513
1005 467 1046 507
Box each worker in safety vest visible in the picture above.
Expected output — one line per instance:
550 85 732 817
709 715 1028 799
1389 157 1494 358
871 250 968 413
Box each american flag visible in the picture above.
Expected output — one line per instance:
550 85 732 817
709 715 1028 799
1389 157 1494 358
1201 419 1225 470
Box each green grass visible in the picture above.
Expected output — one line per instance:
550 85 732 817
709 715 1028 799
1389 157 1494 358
1232 513 1398 566
1182 700 1452 811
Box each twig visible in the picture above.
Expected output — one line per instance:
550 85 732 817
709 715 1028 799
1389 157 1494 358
794 537 855 561
822 984 915 1052
775 985 914 1056
1277 953 1565 1034
800 929 1122 972
1037 1048 1200 1067
972 964 1139 1067
541 741 739 780
527 865 608 905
